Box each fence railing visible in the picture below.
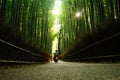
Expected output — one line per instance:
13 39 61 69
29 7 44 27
62 32 120 61
0 39 49 63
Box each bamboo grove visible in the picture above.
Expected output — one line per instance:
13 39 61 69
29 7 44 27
0 0 120 55
59 0 120 54
0 0 54 54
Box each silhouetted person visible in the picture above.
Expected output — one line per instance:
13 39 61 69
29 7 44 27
53 50 59 63
54 50 59 56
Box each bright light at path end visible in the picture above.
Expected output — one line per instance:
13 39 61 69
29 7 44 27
53 18 61 33
55 0 62 6
52 0 62 15
54 18 59 24
53 6 59 15
53 24 61 33
52 37 58 57
52 0 62 56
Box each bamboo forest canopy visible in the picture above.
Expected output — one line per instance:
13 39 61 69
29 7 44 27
0 0 120 55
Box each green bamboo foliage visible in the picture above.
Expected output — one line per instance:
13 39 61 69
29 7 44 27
0 0 54 54
0 0 119 54
59 0 120 53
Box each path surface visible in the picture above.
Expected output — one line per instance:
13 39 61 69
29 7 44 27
0 61 120 80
